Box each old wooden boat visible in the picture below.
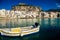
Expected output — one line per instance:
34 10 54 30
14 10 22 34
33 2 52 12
1 26 40 37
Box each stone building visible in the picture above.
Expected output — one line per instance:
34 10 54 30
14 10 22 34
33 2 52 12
57 12 60 18
40 11 49 18
12 3 41 18
47 9 60 18
12 3 40 11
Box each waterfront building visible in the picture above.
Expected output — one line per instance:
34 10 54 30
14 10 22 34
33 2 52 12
40 11 49 18
0 9 11 19
0 3 60 19
12 3 41 18
10 10 15 18
47 9 60 18
57 12 60 17
50 12 57 18
6 10 10 18
12 3 40 11
0 9 6 18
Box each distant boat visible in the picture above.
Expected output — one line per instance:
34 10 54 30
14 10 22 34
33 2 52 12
1 26 40 37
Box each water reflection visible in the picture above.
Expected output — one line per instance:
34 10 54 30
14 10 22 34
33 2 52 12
0 33 39 40
40 18 60 40
0 19 40 28
41 18 60 26
0 18 60 40
0 18 60 28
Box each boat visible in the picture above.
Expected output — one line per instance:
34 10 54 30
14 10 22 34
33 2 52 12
1 26 40 37
1 22 40 37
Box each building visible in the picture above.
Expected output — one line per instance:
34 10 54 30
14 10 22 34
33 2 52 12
12 3 40 11
0 9 6 17
12 3 41 18
0 3 60 19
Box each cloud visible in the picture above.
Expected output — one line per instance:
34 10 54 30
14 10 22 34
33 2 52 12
56 3 60 7
57 5 60 7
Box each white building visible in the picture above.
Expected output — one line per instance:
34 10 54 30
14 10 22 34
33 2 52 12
10 10 15 18
0 9 6 17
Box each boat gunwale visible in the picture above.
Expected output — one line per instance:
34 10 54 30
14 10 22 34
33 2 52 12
1 26 40 36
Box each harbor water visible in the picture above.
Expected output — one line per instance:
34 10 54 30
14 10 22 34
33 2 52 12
0 18 60 40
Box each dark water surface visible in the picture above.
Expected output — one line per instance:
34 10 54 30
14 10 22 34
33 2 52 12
0 18 60 40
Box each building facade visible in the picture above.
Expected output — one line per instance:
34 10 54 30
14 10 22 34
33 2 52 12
0 3 60 19
12 3 41 18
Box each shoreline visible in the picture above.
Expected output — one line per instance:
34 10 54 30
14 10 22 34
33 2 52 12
0 17 60 20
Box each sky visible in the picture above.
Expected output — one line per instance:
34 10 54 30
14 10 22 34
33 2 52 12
0 0 60 10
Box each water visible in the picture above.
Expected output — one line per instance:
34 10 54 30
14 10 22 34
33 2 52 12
0 19 40 28
0 18 60 40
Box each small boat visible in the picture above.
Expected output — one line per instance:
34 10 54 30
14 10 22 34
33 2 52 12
1 23 40 37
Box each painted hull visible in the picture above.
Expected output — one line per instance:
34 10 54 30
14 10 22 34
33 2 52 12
1 32 20 36
1 26 40 37
21 26 39 36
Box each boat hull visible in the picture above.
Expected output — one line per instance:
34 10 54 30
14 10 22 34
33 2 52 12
1 26 40 37
1 32 20 36
21 27 39 36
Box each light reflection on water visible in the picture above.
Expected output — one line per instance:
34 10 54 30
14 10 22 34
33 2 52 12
0 18 60 40
0 18 59 28
0 19 41 28
41 18 60 26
